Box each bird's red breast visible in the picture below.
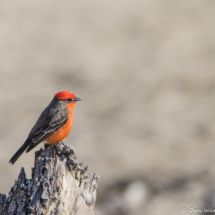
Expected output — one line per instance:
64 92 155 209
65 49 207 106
45 102 75 144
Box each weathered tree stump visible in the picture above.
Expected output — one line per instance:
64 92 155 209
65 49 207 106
0 143 99 215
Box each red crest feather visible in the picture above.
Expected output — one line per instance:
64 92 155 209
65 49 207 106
54 91 75 100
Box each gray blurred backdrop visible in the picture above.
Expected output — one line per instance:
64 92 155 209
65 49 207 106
1 1 215 215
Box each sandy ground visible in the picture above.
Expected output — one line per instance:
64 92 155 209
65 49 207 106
0 1 215 215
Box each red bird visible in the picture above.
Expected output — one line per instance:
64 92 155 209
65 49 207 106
9 91 81 164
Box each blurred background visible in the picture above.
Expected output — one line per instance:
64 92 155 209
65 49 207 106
0 1 215 215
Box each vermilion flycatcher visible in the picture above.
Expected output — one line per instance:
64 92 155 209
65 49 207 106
9 91 81 164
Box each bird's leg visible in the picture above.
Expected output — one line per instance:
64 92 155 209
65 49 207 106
56 141 65 146
60 141 65 146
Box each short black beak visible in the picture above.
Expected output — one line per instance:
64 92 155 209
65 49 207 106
75 97 82 102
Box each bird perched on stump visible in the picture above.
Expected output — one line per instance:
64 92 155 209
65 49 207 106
9 91 81 165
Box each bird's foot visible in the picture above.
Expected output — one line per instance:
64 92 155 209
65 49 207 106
57 141 65 146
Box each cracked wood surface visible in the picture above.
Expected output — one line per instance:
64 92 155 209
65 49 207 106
0 143 99 215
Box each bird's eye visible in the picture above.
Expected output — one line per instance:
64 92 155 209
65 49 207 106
67 98 72 102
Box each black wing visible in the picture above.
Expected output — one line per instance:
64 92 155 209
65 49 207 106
26 100 69 152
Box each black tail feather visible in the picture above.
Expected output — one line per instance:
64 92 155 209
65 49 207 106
26 142 42 153
9 138 32 165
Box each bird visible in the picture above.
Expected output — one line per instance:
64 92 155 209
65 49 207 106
9 91 81 165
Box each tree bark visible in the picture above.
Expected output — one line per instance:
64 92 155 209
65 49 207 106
0 143 99 215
